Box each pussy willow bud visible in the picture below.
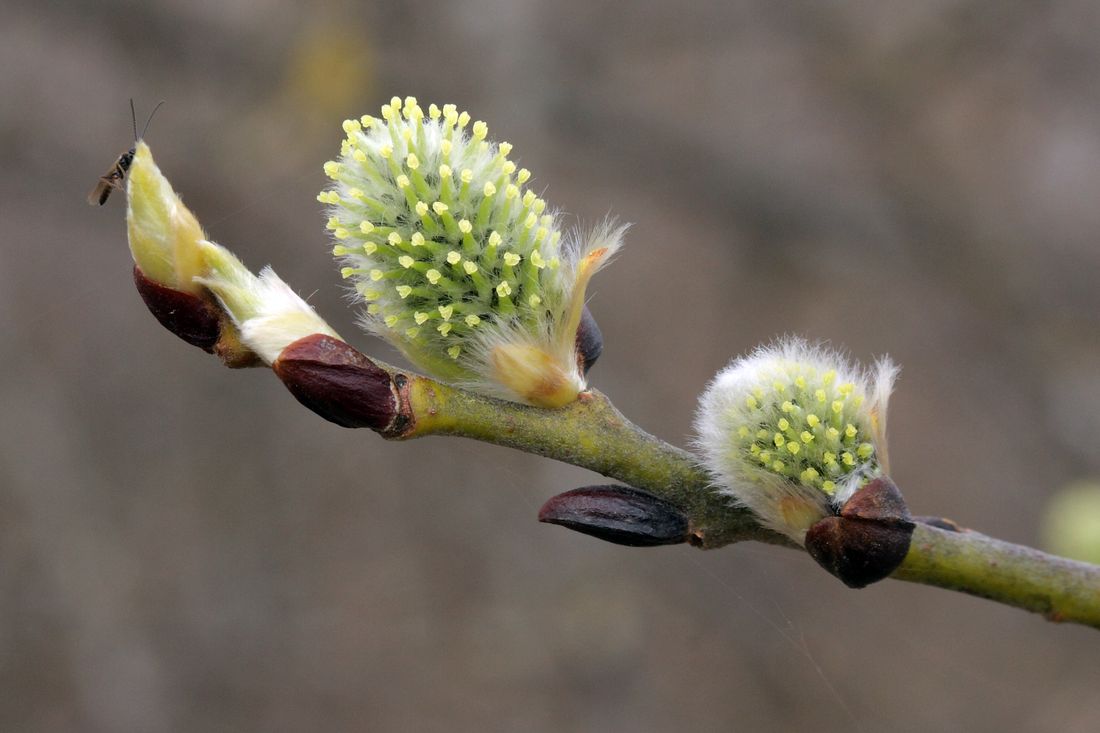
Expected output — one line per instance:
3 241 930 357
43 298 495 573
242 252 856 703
320 97 625 408
196 241 340 365
126 142 206 295
126 143 252 362
694 338 898 545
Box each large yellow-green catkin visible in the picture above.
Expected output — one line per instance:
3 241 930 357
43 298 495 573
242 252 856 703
320 97 623 406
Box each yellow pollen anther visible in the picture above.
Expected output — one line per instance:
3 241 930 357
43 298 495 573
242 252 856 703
364 242 377 255
845 424 858 438
396 174 410 189
777 418 790 431
447 345 461 359
746 395 758 409
333 228 349 239
815 389 827 402
458 219 472 233
437 322 453 336
426 269 442 284
857 443 874 459
472 121 488 139
342 119 361 135
432 201 448 215
414 312 429 325
517 168 531 183
457 111 470 128
324 161 341 177
446 251 462 265
461 168 473 183
462 261 478 275
340 267 354 279
406 154 420 170
774 433 786 447
786 442 800 455
822 481 836 494
772 460 785 472
827 427 840 440
441 140 453 157
832 400 844 414
411 232 425 247
396 285 412 299
483 182 497 197
429 104 441 119
398 256 414 268
530 250 546 268
487 231 502 247
353 149 367 163
496 281 512 297
380 145 393 159
405 327 420 338
528 294 541 307
800 431 814 444
384 315 398 328
359 221 374 234
439 164 452 178
505 184 519 200
499 142 513 156
781 401 795 413
415 201 429 216
503 252 521 267
842 452 856 466
465 314 481 327
369 269 384 281
438 305 453 320
806 414 820 428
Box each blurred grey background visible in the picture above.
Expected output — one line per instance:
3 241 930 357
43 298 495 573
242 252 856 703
3 1 1100 731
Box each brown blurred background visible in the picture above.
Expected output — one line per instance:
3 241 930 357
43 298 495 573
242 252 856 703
3 1 1100 731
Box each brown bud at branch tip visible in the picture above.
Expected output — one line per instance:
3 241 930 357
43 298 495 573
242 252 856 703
804 477 915 588
273 334 398 431
575 306 603 376
539 485 689 547
133 265 220 352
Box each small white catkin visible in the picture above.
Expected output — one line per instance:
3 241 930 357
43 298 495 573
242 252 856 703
694 337 898 544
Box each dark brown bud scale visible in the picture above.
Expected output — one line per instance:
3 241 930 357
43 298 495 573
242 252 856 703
804 477 915 588
133 265 220 351
273 334 397 431
575 306 603 376
538 485 689 547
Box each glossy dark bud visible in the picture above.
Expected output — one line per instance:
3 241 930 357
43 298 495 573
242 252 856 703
273 334 398 431
133 265 220 352
538 485 689 547
804 477 915 588
575 306 603 376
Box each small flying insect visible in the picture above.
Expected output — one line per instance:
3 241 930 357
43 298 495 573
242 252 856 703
88 99 164 206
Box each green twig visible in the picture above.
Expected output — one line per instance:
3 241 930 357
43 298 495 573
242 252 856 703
377 368 1100 629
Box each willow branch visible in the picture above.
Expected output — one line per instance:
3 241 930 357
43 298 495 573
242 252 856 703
310 349 1100 629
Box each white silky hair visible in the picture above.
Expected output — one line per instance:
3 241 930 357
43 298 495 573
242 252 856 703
694 337 898 542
